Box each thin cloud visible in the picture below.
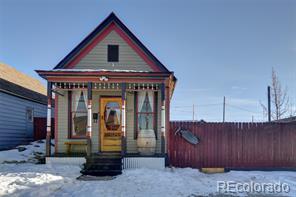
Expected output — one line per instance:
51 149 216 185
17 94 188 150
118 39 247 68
176 88 210 92
231 86 247 91
227 97 259 106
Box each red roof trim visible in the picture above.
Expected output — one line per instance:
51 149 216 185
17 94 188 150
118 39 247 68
112 24 161 72
65 22 161 72
66 23 114 68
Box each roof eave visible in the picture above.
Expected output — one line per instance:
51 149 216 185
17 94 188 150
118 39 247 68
35 70 173 79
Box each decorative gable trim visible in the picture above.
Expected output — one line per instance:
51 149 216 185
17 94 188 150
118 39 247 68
54 13 170 73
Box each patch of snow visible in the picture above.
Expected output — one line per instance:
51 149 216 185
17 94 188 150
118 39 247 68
0 142 295 196
0 164 295 197
0 164 78 196
0 140 54 164
53 69 150 73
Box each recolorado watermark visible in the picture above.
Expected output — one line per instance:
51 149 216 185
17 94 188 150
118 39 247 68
217 181 290 194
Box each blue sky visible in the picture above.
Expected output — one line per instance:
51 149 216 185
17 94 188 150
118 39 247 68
1 0 295 121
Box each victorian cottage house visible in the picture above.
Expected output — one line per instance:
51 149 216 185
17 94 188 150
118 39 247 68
36 13 176 175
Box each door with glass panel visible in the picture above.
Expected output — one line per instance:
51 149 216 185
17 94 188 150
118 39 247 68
100 97 122 152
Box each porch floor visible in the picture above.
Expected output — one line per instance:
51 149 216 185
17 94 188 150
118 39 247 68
52 152 165 158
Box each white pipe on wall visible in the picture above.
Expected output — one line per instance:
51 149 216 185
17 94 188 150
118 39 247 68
87 103 92 134
161 101 166 136
46 104 51 132
122 100 126 137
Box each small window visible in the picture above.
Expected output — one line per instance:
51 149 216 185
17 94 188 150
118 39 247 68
108 45 119 62
26 108 34 122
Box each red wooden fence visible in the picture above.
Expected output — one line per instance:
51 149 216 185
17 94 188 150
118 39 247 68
33 118 54 141
169 121 296 169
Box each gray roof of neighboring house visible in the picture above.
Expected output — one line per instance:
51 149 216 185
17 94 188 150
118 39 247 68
0 63 47 104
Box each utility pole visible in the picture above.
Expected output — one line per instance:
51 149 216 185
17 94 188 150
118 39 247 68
223 96 226 122
192 104 195 121
267 86 271 122
252 115 254 122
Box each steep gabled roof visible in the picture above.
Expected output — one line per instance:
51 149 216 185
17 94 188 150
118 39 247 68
54 12 170 73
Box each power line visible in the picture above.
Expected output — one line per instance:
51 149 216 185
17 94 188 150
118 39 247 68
171 110 193 113
172 106 192 108
198 103 222 107
226 104 261 114
172 99 263 122
173 104 261 114
173 103 222 108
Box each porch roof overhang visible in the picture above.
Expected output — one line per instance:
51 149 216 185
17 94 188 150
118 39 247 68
36 69 177 99
36 69 173 79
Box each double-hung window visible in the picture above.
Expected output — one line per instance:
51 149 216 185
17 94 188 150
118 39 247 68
70 91 87 138
137 92 155 133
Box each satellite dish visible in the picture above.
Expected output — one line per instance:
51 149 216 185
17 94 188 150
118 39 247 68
175 128 200 145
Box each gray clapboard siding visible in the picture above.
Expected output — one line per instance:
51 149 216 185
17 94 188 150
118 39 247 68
156 92 162 153
73 30 153 72
126 92 137 153
56 91 71 153
0 92 47 150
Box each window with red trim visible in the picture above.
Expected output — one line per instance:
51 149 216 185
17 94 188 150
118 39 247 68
69 91 87 138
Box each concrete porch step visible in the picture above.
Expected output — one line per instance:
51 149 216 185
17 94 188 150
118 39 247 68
86 157 122 164
81 154 122 176
80 169 122 176
83 163 122 171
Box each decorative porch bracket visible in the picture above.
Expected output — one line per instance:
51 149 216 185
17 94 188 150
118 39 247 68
121 83 127 156
46 82 52 157
86 82 92 156
160 83 166 155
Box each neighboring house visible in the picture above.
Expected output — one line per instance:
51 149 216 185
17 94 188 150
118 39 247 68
0 62 47 150
36 13 176 174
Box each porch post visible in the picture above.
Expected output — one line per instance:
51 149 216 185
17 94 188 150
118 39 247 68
87 82 92 156
46 82 52 157
121 83 127 156
160 83 166 155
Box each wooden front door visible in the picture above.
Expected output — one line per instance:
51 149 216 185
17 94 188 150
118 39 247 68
100 97 122 152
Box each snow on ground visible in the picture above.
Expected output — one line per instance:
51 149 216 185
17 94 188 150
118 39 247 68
0 140 54 164
0 164 295 197
0 141 295 196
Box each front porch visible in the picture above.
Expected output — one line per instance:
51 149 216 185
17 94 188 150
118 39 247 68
44 80 170 173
